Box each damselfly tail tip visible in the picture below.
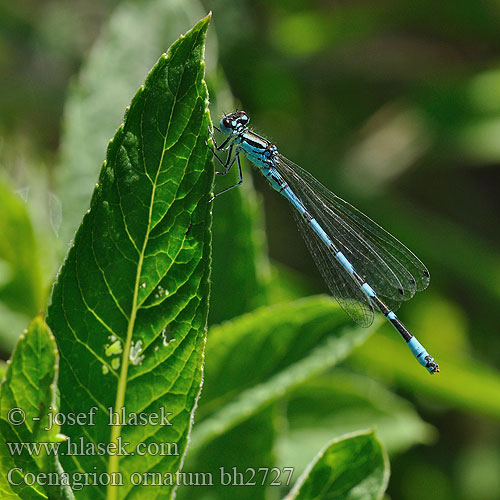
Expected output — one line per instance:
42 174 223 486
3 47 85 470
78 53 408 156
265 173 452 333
427 358 440 374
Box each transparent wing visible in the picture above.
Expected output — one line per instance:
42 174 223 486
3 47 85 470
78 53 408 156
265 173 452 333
293 209 375 327
274 153 430 312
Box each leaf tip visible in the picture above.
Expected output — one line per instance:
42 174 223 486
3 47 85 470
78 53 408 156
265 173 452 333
194 13 212 35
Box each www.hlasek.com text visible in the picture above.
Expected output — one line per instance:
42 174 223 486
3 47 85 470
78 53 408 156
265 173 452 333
7 436 178 458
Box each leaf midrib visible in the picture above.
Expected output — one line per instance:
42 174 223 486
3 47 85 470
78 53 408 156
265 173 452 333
105 37 196 498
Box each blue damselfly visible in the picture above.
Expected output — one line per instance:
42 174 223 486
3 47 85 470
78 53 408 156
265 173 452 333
209 111 439 374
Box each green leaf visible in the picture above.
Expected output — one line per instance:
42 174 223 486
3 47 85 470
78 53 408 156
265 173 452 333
287 430 389 500
0 304 34 355
371 198 500 308
0 179 46 350
209 168 271 324
190 296 375 452
178 407 277 500
0 315 73 500
206 72 272 325
275 373 434 475
57 0 212 248
351 331 500 420
47 15 212 499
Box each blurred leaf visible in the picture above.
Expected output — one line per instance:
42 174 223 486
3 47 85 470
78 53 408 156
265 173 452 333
339 103 431 195
457 441 500 500
207 73 272 325
190 296 375 452
272 8 381 56
286 430 389 500
359 198 500 351
0 304 30 354
0 316 74 500
466 68 500 115
179 408 277 500
57 0 211 248
47 16 212 498
396 459 453 500
0 179 46 350
0 180 44 315
351 327 500 420
458 118 500 163
411 294 469 357
409 74 500 164
275 372 435 475
200 295 374 417
210 177 271 323
266 260 319 305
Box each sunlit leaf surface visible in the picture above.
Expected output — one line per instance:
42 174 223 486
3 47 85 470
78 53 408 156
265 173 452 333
287 430 389 500
0 316 72 500
47 16 212 499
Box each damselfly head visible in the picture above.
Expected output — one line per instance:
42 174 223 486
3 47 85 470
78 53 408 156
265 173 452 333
220 110 250 133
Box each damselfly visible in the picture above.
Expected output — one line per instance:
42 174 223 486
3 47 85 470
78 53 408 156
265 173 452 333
209 111 439 374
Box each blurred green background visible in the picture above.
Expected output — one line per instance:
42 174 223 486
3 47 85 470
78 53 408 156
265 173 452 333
1 1 500 499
